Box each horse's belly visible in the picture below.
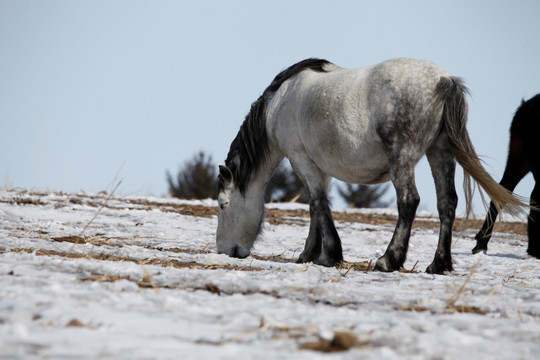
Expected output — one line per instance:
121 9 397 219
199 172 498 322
302 127 391 184
318 147 391 184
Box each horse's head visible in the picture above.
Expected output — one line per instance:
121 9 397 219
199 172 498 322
216 165 264 259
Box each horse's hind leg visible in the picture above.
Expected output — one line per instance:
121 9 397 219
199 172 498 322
473 135 531 254
527 168 540 258
425 134 458 274
473 201 499 254
374 157 420 272
473 171 523 254
290 159 343 267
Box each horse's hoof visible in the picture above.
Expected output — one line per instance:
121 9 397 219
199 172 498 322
296 251 314 264
471 244 487 255
426 263 440 274
313 256 342 267
313 249 343 267
297 255 342 267
426 261 452 275
472 237 488 255
527 247 540 259
373 256 396 272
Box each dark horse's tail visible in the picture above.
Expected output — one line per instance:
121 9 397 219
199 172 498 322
435 76 527 217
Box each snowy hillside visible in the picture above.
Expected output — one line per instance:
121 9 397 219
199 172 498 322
1 188 539 359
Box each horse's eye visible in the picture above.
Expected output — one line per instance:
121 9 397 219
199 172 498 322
219 201 229 210
218 191 230 210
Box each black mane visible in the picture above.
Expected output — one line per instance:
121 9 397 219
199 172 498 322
224 58 331 194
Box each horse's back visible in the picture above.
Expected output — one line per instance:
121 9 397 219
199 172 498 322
267 58 452 184
511 94 540 134
509 94 540 161
365 58 449 113
289 58 450 128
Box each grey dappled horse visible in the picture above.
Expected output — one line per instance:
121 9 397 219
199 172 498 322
216 58 525 274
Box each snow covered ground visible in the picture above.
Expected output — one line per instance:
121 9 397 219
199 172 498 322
1 188 539 359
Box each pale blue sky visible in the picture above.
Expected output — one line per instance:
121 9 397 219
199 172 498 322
1 0 539 213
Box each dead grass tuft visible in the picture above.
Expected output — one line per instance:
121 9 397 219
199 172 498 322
300 331 358 352
398 303 486 315
204 283 221 295
51 235 123 248
66 319 85 327
451 305 487 315
140 264 159 294
338 260 373 272
52 236 87 244
400 261 420 273
251 253 296 263
399 304 430 312
85 274 129 282
5 198 46 206
162 246 212 254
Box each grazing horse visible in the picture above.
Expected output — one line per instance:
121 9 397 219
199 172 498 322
216 58 525 274
473 94 540 258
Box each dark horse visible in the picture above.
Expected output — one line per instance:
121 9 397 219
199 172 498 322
473 94 540 258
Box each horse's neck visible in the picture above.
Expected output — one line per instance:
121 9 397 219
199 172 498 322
246 150 283 201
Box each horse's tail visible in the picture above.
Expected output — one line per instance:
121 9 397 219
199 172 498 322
435 76 527 217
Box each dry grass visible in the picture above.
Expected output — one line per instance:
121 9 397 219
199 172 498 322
339 260 373 272
446 261 480 310
3 189 530 326
251 253 297 263
299 331 360 352
80 181 122 236
441 261 487 315
52 235 123 248
0 189 527 235
398 303 487 315
12 247 264 272
65 319 85 327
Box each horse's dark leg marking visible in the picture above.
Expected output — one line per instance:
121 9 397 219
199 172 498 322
527 168 540 258
297 192 343 266
425 134 457 274
374 158 419 272
474 136 531 254
297 213 322 263
292 160 343 267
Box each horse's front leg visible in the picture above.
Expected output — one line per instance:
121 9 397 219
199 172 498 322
374 165 419 272
296 214 321 264
297 193 343 266
291 160 343 267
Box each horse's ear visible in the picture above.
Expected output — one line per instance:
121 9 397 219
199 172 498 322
219 165 233 183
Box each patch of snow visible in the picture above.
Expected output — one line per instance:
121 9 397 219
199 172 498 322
0 188 538 359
